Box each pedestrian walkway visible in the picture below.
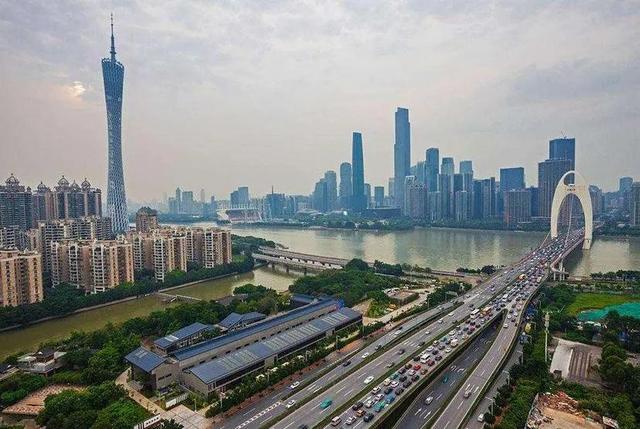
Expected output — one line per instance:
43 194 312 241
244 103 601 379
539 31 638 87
116 368 164 415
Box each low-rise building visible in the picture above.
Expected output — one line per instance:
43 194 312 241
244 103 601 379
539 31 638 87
125 299 360 393
17 348 66 375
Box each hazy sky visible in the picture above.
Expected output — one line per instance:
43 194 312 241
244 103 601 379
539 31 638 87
1 1 638 202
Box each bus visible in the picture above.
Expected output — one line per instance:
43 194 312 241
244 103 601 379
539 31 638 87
482 306 493 316
470 309 480 319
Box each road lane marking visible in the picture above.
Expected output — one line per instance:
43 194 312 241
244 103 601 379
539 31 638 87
424 411 432 419
415 408 422 415
336 385 347 394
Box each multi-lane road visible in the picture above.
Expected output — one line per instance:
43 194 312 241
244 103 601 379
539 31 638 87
218 229 585 429
270 256 543 429
430 230 584 429
393 323 499 428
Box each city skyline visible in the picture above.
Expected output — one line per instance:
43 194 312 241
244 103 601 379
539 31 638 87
1 2 639 200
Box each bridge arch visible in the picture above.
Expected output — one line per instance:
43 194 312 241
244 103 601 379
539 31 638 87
550 170 593 249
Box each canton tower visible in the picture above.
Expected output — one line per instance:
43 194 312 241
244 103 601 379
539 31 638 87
102 14 128 233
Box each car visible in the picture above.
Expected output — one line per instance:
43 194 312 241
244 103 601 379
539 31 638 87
290 381 300 389
371 386 380 394
424 396 434 405
438 319 443 324
375 344 383 350
399 375 407 382
435 355 442 361
356 409 366 417
364 413 374 422
442 375 449 383
374 402 385 412
386 362 395 368
385 395 395 404
412 374 420 382
286 400 296 408
364 376 374 384
391 381 399 388
320 398 333 409
420 368 428 375
343 360 351 367
331 416 342 426
362 352 370 359
391 372 399 379
399 367 407 374
383 378 391 386
397 349 405 355
384 386 393 394
345 416 356 425
413 356 421 362
365 400 374 408
445 348 452 353
418 341 425 346
407 369 415 377
426 330 431 334
405 363 412 369
464 390 472 398
402 380 412 388
374 394 384 402
426 346 434 352
503 323 509 329
395 387 404 395
427 359 435 366
477 413 485 422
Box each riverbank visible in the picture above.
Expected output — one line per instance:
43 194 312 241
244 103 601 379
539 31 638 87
0 271 243 333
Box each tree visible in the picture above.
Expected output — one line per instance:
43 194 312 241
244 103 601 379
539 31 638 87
159 420 184 429
345 259 370 272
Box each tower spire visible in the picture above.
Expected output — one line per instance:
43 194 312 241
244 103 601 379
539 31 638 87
110 13 116 61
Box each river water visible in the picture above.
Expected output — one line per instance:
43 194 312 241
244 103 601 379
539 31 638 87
1 225 638 359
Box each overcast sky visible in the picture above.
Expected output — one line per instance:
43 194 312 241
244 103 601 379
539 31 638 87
1 1 638 202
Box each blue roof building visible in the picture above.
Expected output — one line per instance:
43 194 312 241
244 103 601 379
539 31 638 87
217 312 266 331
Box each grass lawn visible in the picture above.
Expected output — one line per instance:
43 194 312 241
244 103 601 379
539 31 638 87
565 293 640 316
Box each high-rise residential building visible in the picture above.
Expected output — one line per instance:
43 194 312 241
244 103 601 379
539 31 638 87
324 170 337 211
504 189 532 227
631 182 640 226
50 238 134 293
32 182 56 222
454 191 471 222
374 186 385 208
135 207 158 233
102 15 128 233
549 137 576 169
394 107 411 207
459 160 473 175
0 249 43 307
51 177 102 220
0 174 33 231
38 217 113 272
338 162 353 210
441 157 455 176
537 158 572 218
129 227 231 281
351 132 366 212
619 177 634 212
312 179 328 213
425 148 440 192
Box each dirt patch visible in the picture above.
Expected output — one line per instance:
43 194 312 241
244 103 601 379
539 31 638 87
3 384 84 416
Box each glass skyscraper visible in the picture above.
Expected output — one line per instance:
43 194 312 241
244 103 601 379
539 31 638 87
394 107 411 208
101 15 128 233
351 132 366 212
425 148 439 192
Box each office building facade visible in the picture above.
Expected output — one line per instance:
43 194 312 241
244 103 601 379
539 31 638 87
393 108 411 207
338 162 353 209
351 132 366 212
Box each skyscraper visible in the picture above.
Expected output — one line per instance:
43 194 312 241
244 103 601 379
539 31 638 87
537 158 572 218
351 132 366 212
425 148 439 192
102 15 128 233
549 137 576 169
374 186 384 208
631 182 640 226
459 160 473 174
441 157 455 176
499 167 525 215
339 162 353 209
394 107 411 207
324 170 337 211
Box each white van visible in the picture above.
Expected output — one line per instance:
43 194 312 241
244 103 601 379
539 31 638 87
331 416 342 426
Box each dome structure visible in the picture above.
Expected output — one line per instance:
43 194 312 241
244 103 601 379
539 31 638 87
81 178 91 190
5 173 19 186
57 176 70 187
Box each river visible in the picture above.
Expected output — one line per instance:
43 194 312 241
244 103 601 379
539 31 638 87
1 225 638 359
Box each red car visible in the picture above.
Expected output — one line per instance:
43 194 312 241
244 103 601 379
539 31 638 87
413 364 421 370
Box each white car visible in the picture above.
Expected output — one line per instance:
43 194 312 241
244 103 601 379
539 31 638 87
365 400 374 408
383 378 391 386
364 376 374 384
286 400 296 408
362 352 370 359
503 323 509 329
477 413 485 422
425 396 434 405
289 381 300 389
391 381 399 388
372 386 381 394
